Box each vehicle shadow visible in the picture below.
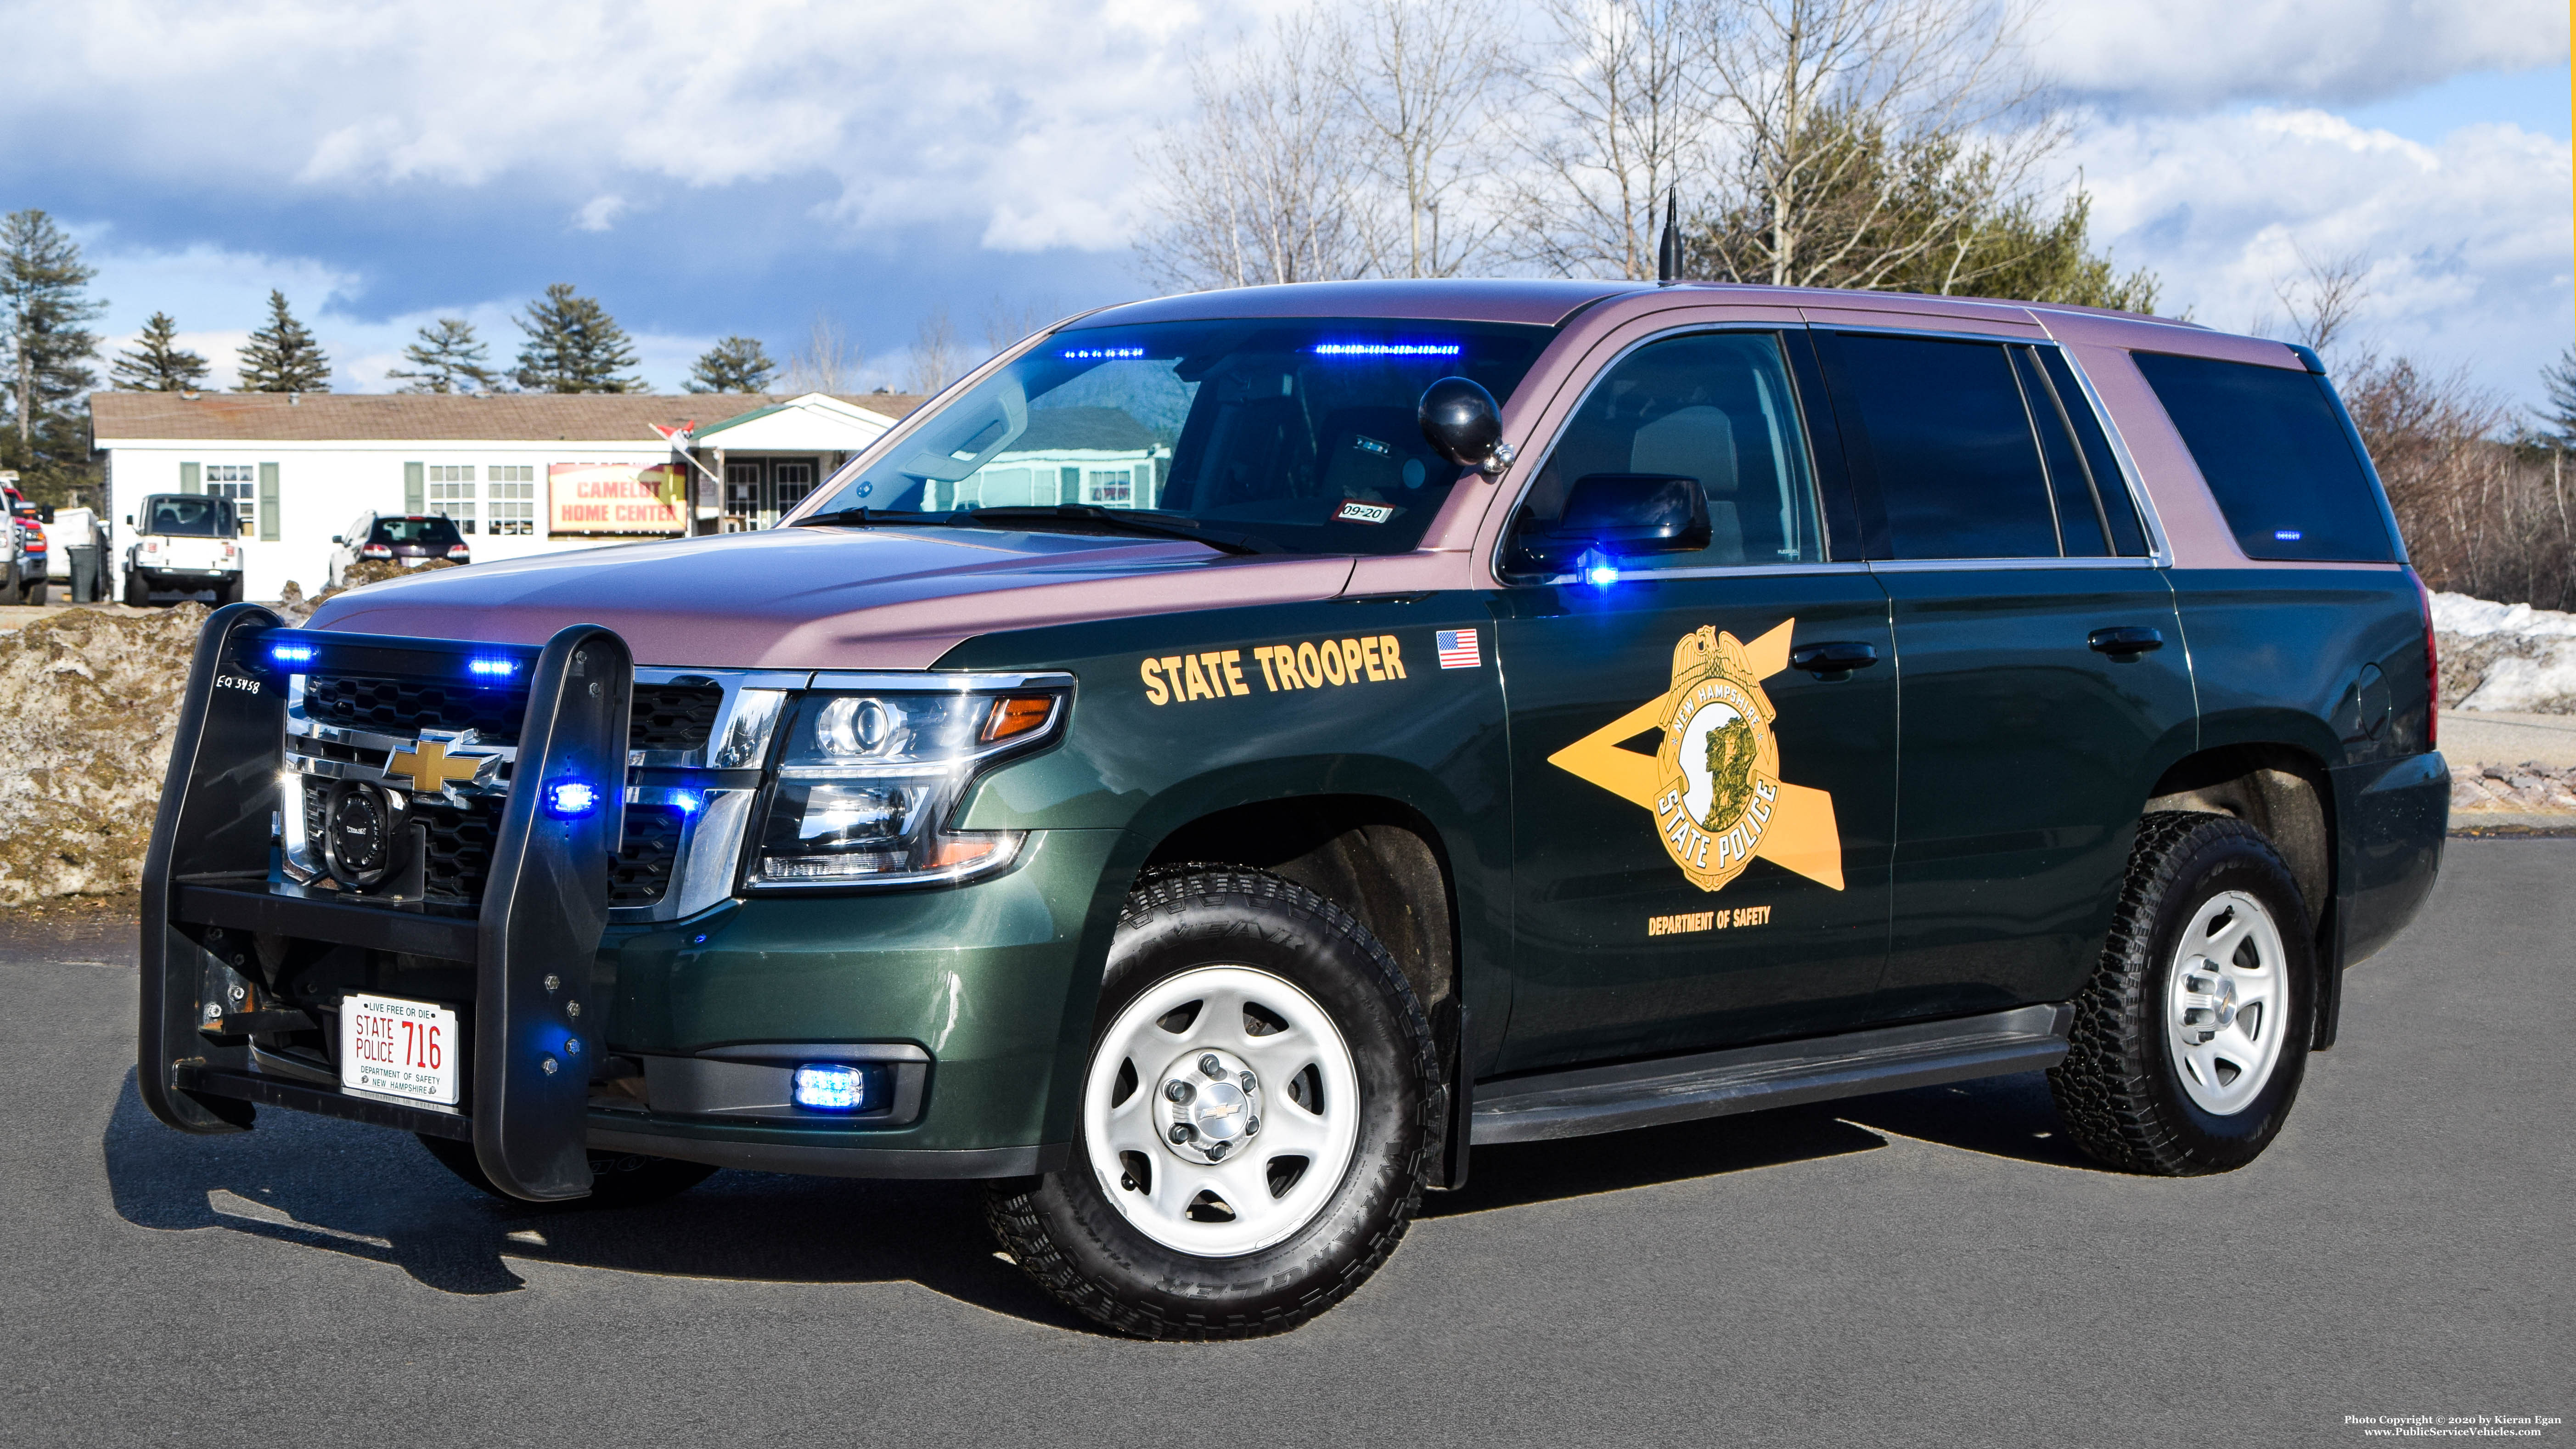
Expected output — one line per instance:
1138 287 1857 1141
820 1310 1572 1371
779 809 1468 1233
1425 1068 2104 1219
104 1064 2101 1320
1422 1101 1888 1219
100 1071 1091 1328
1826 1069 2103 1172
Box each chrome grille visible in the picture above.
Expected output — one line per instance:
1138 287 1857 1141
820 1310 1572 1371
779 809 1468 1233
281 664 799 923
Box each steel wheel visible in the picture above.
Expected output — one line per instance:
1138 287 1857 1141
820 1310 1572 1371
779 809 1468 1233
2163 889 2289 1116
1082 963 1361 1258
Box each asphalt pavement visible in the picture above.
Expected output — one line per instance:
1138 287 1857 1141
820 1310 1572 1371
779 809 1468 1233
3 842 2567 1448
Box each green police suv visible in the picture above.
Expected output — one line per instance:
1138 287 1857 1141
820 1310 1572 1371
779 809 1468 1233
142 279 2446 1338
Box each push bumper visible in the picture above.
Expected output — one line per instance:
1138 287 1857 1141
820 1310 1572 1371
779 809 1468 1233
140 606 634 1201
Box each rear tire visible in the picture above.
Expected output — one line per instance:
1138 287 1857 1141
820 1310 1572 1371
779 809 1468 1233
122 570 147 607
213 578 240 605
987 865 1440 1339
415 1133 718 1207
2049 812 2315 1176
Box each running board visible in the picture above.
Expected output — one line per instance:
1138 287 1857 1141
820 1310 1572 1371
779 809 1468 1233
1470 1003 2075 1146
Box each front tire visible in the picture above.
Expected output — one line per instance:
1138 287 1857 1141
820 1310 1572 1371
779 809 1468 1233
23 577 44 606
2050 812 2315 1175
987 866 1440 1339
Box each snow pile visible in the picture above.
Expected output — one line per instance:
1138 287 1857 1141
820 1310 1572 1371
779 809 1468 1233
0 604 207 904
2451 761 2576 818
2432 592 2576 714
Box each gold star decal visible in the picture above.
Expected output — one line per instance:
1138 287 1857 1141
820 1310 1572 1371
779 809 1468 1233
1546 619 1844 892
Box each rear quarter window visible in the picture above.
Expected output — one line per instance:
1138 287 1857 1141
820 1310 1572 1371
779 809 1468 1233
2130 351 2397 563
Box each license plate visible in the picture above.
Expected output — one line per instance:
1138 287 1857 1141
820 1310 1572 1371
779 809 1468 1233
339 992 461 1105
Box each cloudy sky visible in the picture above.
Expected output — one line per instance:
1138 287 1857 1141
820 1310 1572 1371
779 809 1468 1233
1 0 2565 408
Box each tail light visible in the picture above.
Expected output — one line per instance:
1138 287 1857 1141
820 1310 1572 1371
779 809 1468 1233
360 543 393 559
2410 567 2437 749
446 544 471 560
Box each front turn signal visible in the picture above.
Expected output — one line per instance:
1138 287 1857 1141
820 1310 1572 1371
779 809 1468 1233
983 694 1057 744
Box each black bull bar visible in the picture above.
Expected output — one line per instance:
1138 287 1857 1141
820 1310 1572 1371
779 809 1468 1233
138 603 633 1201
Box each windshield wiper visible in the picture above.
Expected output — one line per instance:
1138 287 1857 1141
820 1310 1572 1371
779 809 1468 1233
792 507 949 529
954 505 1282 556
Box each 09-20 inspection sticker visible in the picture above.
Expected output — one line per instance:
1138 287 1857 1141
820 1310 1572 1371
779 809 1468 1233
1141 631 1437 706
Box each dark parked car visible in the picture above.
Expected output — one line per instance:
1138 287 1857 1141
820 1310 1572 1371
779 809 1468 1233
326 512 471 586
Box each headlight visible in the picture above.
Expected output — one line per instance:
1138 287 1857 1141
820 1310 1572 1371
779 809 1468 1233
746 686 1065 889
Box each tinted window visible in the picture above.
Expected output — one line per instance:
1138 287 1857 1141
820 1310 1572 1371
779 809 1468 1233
371 516 465 547
2131 350 2396 562
2036 349 2150 555
1829 334 2059 559
2014 348 2111 556
143 496 234 537
804 318 1552 557
1512 331 1824 571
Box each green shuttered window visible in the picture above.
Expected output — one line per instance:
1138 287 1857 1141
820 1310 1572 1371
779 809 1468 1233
404 461 425 514
258 462 280 541
179 462 201 493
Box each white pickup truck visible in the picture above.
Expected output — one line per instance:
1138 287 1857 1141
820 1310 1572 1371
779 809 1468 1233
123 493 244 605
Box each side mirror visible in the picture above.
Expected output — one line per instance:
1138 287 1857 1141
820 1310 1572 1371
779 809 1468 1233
123 515 133 526
330 535 343 544
1417 377 1516 476
1513 473 1710 571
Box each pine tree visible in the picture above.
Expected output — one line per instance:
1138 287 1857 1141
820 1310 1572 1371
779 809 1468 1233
110 311 211 392
235 289 332 392
686 335 778 393
2538 347 2576 450
512 283 643 393
1 208 107 503
386 317 501 393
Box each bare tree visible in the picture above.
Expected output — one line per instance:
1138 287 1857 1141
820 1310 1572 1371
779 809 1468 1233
980 295 1064 355
904 307 964 395
1690 0 2065 291
2271 246 2371 359
1504 0 1708 280
784 313 859 395
1136 15 1369 291
1329 0 1511 278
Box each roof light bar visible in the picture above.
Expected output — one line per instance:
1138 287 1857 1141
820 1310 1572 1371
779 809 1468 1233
1311 343 1462 357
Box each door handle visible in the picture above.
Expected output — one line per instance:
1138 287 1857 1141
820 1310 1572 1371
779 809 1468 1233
1789 641 1879 678
2088 626 2165 659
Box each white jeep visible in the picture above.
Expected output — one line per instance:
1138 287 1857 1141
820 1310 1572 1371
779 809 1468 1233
123 493 244 606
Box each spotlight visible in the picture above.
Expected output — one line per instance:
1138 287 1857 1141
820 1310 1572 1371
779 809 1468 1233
793 1064 866 1111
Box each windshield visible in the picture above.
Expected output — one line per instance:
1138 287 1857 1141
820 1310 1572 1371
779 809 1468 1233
796 317 1555 555
144 496 235 537
371 517 464 547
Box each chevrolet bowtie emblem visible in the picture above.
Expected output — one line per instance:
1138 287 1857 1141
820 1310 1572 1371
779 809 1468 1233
386 735 499 796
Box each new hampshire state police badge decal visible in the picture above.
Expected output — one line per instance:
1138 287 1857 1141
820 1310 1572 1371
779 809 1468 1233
1547 620 1846 893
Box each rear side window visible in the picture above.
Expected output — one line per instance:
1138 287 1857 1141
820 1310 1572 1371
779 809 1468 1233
1825 334 2059 559
2131 351 2396 562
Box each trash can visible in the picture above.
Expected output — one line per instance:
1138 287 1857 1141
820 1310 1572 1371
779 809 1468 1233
67 545 97 603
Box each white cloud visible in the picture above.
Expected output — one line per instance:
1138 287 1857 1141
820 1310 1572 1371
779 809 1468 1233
573 194 629 233
0 0 1217 248
2066 106 2573 402
2029 0 2565 111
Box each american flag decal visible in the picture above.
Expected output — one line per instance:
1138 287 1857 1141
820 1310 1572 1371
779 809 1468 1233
1435 628 1481 669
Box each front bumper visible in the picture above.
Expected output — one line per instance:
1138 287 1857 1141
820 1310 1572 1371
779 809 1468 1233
142 610 1124 1187
581 826 1123 1166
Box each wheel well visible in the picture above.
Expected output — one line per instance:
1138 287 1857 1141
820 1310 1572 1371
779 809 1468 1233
2143 746 2332 917
1141 796 1458 1075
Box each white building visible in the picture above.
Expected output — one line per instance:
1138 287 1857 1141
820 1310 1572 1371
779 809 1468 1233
88 389 924 601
